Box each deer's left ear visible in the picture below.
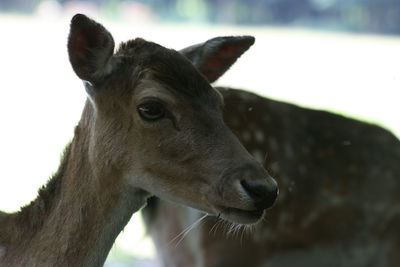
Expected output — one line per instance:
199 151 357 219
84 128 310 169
180 36 255 83
68 14 115 85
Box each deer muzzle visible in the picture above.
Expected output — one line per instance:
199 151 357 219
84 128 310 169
208 161 278 224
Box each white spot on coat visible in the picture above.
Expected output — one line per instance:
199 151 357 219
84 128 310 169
342 140 352 146
254 129 265 143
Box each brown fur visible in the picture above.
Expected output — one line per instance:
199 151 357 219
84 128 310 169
0 15 276 266
143 88 400 267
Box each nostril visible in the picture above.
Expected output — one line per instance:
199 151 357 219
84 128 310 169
240 180 266 199
240 179 278 209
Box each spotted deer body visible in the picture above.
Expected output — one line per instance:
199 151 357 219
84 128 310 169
143 88 400 267
0 15 278 266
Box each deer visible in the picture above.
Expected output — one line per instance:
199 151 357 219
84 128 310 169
142 59 400 266
0 14 279 266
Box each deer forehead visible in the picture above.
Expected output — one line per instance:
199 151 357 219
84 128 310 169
115 39 219 101
134 79 178 105
134 76 223 109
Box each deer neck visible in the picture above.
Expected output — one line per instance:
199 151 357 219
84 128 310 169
1 102 149 266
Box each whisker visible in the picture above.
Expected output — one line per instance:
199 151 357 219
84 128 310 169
240 225 246 246
168 213 208 247
250 224 256 234
209 216 222 235
233 224 241 238
222 220 231 237
227 221 235 237
214 219 224 235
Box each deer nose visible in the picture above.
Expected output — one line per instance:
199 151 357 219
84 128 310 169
240 177 278 210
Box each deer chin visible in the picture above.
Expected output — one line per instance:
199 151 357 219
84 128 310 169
216 206 265 225
170 201 265 225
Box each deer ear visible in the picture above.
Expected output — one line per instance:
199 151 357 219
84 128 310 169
68 14 115 85
180 36 255 83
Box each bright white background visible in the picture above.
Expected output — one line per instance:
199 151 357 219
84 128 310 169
0 6 399 266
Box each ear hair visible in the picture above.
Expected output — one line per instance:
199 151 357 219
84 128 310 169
67 14 115 85
180 36 255 83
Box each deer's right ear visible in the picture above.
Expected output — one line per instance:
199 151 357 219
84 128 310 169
180 36 255 83
68 14 115 85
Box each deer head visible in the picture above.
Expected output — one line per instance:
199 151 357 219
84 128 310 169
68 14 278 224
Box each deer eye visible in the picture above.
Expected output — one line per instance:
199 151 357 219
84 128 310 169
137 101 165 121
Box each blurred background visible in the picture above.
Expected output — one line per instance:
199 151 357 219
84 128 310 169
0 0 399 266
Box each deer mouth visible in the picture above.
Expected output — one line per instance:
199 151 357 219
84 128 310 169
218 206 265 224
